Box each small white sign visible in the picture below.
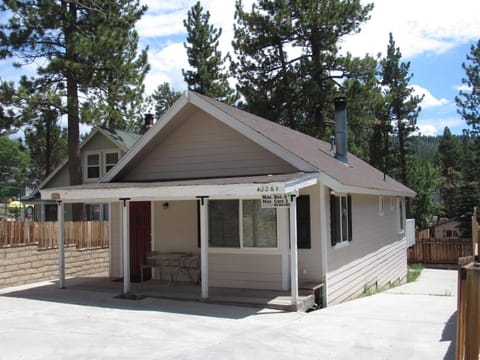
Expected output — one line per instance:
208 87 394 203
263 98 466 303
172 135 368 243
261 194 291 208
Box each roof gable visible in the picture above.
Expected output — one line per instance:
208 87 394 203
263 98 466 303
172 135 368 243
104 92 415 197
117 107 297 181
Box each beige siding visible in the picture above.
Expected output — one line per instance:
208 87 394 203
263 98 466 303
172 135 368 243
83 132 118 151
44 164 69 189
297 184 324 283
109 202 123 278
209 253 283 290
122 109 297 181
153 200 199 254
326 193 407 305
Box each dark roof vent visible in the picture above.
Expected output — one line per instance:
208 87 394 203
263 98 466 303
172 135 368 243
144 113 154 131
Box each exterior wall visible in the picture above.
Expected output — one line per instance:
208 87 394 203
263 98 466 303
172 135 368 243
82 132 118 151
209 253 283 290
44 164 69 189
0 245 109 288
122 109 297 181
109 202 123 278
153 200 198 254
326 191 407 305
297 183 324 283
150 200 284 289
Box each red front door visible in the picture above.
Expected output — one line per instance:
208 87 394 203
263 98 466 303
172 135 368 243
129 201 151 281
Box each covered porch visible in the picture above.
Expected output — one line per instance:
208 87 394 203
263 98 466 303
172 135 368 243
40 173 325 311
63 276 316 312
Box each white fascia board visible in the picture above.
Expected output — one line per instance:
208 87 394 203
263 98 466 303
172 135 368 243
101 95 189 182
284 175 318 194
188 92 316 173
40 181 290 203
317 172 414 197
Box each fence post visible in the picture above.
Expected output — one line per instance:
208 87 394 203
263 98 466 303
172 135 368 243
456 258 480 360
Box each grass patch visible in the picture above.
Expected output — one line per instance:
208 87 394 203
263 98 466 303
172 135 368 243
407 264 423 283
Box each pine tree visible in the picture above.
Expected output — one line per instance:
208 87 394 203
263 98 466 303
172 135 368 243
378 34 422 215
0 0 148 186
437 127 461 218
232 0 373 137
456 39 480 135
183 1 237 104
151 83 182 119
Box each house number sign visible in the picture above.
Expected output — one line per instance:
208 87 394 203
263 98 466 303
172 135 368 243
261 194 291 208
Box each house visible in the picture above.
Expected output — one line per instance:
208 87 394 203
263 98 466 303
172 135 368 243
24 127 141 221
40 91 415 309
432 218 465 239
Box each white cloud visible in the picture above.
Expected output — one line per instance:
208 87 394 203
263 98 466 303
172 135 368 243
454 84 471 92
411 85 449 109
342 0 480 59
145 42 189 94
417 116 465 136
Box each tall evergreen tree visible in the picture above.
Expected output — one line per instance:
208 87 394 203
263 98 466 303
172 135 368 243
0 0 148 187
151 83 182 119
437 127 461 218
378 33 422 216
456 39 480 136
183 1 237 104
232 0 373 137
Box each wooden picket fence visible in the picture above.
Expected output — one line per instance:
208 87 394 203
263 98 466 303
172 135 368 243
408 235 473 265
0 221 109 249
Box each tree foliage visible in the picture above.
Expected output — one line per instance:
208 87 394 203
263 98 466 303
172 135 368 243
151 83 182 119
183 1 237 104
232 0 373 137
0 135 29 189
456 39 480 136
0 0 148 186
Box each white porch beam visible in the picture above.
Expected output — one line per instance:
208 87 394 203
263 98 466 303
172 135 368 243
289 195 299 308
120 198 130 295
57 200 65 289
198 196 209 299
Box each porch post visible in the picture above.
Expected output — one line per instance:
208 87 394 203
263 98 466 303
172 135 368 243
120 198 130 295
279 208 290 290
319 185 329 307
289 195 299 306
197 196 209 299
57 200 65 289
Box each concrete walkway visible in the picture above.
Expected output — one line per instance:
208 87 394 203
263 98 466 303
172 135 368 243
0 269 457 359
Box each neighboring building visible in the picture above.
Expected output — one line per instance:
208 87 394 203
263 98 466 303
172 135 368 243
25 127 141 221
432 218 464 239
41 92 416 308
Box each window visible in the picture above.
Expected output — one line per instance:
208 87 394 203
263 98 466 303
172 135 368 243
105 152 119 172
330 193 352 246
87 154 100 179
297 195 311 249
379 196 384 216
208 200 277 248
84 150 120 182
398 198 404 233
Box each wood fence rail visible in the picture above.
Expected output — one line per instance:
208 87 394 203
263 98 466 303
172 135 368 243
0 221 109 249
408 236 473 265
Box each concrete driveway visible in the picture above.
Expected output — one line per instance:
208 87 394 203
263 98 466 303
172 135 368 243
0 268 457 360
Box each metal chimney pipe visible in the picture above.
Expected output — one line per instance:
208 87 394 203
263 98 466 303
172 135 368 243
334 97 348 164
144 113 154 131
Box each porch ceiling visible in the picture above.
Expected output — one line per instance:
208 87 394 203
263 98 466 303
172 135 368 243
39 172 319 203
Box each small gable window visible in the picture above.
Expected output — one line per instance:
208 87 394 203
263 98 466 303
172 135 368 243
87 154 100 179
330 192 352 246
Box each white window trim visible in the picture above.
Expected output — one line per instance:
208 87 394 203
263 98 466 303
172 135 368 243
83 149 120 183
332 194 351 248
208 199 280 252
390 197 395 211
379 196 384 216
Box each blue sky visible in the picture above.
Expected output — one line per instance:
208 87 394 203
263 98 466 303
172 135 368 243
2 0 480 137
135 0 480 136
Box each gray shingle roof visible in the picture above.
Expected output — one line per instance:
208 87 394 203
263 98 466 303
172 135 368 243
194 92 415 197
